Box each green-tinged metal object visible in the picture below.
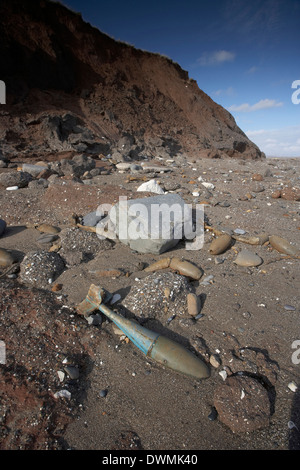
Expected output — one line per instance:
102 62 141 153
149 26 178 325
77 284 210 380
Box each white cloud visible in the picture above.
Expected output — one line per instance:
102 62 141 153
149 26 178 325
246 126 300 157
246 66 258 74
228 99 283 112
213 86 235 97
197 50 235 66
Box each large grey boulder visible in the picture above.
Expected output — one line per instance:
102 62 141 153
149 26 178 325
0 171 33 188
109 193 195 254
60 154 95 177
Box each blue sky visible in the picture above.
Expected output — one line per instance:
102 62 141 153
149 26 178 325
62 0 300 157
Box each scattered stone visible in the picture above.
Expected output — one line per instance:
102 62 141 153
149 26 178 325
210 354 222 368
271 190 281 199
251 183 265 193
281 187 300 201
51 283 63 292
218 201 231 207
234 228 246 235
269 235 299 256
64 366 79 380
219 370 227 381
36 224 60 234
234 250 263 267
137 179 165 194
209 234 232 255
264 168 273 177
0 248 16 268
60 154 96 177
200 274 214 286
110 293 121 305
252 173 264 181
213 375 271 433
164 287 171 298
57 370 65 382
242 311 251 319
0 171 33 188
54 390 71 400
288 381 298 392
284 305 296 311
99 389 108 398
186 293 201 316
141 164 171 173
86 313 103 326
130 163 143 173
19 250 65 287
28 179 49 189
208 407 218 421
116 162 132 170
201 182 215 189
82 210 104 227
37 168 54 180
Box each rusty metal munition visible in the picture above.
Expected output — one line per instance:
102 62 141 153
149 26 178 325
209 233 232 255
77 284 210 380
169 257 202 280
144 257 202 280
269 235 300 256
144 258 171 272
232 233 269 246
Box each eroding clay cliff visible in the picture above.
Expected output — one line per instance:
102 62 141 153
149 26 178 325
0 0 264 161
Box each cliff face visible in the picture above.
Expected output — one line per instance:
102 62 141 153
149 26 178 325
0 0 265 161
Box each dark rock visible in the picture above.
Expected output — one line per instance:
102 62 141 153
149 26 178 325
60 154 96 177
281 186 300 201
0 171 33 188
82 210 104 227
213 375 271 433
28 179 49 189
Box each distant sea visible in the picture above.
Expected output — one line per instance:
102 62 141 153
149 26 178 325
266 155 300 158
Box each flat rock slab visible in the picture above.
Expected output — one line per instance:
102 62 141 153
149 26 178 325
213 375 271 433
110 193 194 254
